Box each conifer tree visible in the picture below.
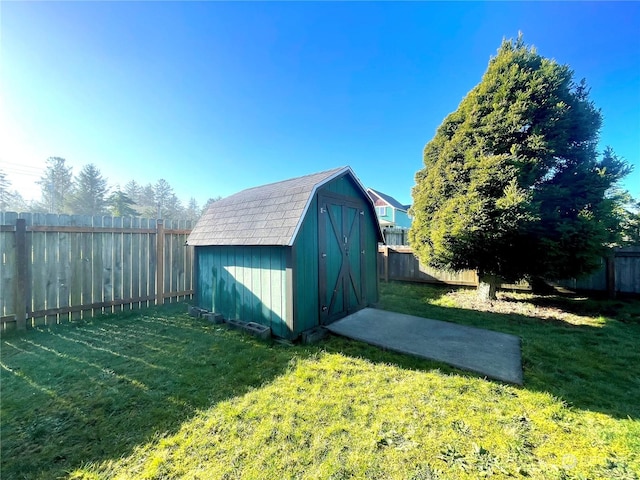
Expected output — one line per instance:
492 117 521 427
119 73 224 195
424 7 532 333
37 157 74 213
409 35 631 299
69 164 109 215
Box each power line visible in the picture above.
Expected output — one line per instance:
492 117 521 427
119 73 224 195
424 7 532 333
0 162 43 179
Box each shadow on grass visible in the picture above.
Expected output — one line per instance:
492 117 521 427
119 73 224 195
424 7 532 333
2 289 639 480
371 281 640 421
0 304 318 480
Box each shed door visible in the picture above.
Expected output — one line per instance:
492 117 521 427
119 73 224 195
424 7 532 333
318 192 367 324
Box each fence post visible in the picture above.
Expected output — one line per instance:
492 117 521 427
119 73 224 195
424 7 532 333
156 219 164 306
383 246 389 283
15 219 27 330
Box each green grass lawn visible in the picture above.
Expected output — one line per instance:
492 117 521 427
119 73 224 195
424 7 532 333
1 283 639 479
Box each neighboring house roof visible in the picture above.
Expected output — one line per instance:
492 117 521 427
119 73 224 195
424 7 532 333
367 188 409 212
188 166 378 247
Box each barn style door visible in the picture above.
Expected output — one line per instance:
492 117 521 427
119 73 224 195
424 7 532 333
318 192 367 325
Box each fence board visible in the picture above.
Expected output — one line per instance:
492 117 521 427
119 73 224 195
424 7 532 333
58 215 71 323
141 218 151 308
148 219 157 304
0 213 17 320
113 217 123 312
81 220 93 317
44 214 59 325
131 217 141 309
31 214 47 326
615 248 640 293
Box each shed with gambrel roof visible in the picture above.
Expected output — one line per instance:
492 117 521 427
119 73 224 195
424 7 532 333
187 166 383 340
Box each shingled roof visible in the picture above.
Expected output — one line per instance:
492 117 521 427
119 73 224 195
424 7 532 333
187 166 364 247
367 188 410 211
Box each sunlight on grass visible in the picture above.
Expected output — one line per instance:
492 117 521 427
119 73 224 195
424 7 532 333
71 352 639 480
2 288 639 480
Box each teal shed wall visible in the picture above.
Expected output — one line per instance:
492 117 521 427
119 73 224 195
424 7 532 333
196 246 293 338
195 173 380 340
291 194 319 334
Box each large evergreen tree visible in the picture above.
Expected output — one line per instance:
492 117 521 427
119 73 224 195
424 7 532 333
36 157 74 213
409 36 631 299
69 164 109 215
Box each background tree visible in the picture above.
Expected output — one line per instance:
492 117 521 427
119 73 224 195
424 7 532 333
107 189 137 217
0 169 11 210
138 183 157 217
153 179 173 218
36 157 74 213
68 164 109 215
123 180 142 205
409 35 631 300
164 192 184 220
185 197 200 223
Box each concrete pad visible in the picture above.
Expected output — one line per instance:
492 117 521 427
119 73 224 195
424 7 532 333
326 308 523 385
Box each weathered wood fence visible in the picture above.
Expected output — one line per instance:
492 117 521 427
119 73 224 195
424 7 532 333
0 212 194 331
378 245 640 295
381 227 409 246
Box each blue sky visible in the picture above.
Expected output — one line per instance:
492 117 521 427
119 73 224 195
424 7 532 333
1 1 639 208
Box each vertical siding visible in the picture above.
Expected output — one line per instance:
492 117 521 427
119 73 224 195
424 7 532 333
196 246 290 338
364 215 380 304
293 196 319 334
322 174 363 198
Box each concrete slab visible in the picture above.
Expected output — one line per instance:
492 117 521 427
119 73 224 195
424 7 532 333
325 308 523 385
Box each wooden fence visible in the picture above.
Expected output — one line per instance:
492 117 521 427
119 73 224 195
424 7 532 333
381 227 410 246
378 245 640 295
0 212 194 331
378 246 478 286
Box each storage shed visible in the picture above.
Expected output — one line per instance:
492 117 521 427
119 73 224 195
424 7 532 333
187 166 384 340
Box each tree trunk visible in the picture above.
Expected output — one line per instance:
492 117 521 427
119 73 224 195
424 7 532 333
477 273 500 301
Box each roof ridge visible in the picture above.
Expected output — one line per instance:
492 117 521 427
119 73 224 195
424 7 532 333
239 166 348 194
